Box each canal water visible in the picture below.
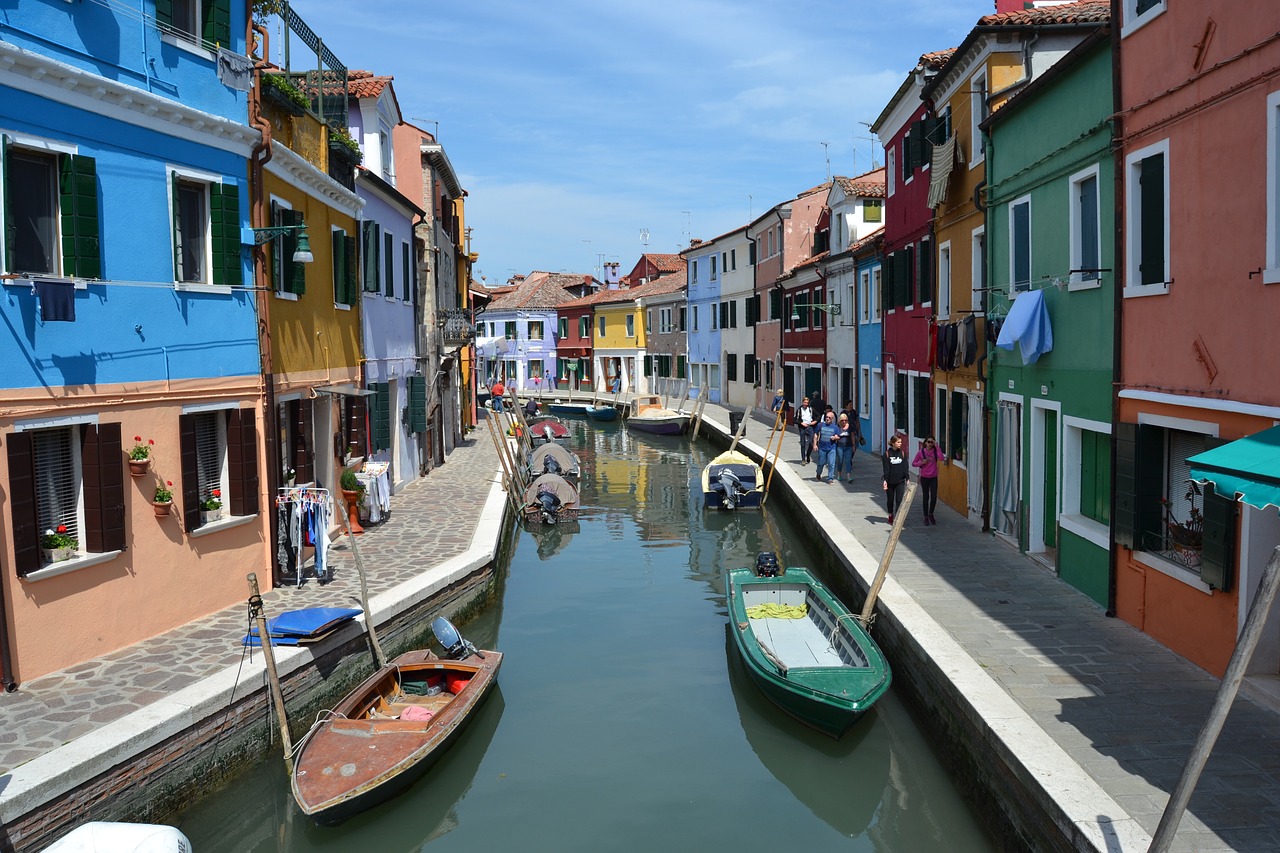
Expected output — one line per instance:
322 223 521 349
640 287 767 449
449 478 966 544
178 420 995 851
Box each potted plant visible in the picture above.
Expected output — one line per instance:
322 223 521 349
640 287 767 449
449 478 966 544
154 481 174 518
283 466 296 488
259 72 309 116
200 489 223 524
128 436 154 476
328 126 362 165
1161 484 1204 568
340 468 365 534
41 525 77 563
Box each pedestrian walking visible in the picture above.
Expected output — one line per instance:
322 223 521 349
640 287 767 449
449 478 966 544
912 434 945 525
809 390 825 422
882 433 909 524
490 378 506 413
835 413 856 483
813 410 840 483
770 388 787 423
797 397 817 463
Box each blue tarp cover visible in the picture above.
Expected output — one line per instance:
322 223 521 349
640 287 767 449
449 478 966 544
242 607 362 647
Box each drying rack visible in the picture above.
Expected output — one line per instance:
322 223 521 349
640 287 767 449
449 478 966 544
275 486 332 586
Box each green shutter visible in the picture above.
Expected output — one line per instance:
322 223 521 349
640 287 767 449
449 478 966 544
913 376 930 438
882 252 895 312
2 135 12 273
676 354 686 379
949 390 964 461
59 154 100 279
344 235 358 305
201 0 231 49
1114 423 1163 550
362 221 377 291
919 238 932 306
154 0 174 28
332 230 345 304
1139 154 1165 285
402 242 411 301
770 288 781 320
268 201 280 291
408 375 426 432
371 382 391 451
286 209 305 294
1200 483 1237 591
894 373 908 431
210 182 241 286
171 173 181 282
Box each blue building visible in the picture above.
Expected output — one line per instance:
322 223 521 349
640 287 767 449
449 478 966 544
854 232 885 453
684 242 722 402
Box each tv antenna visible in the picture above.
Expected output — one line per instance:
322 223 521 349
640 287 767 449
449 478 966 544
640 228 650 248
411 117 440 139
820 142 831 180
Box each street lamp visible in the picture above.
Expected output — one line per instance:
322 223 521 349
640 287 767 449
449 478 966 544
790 303 841 323
251 222 314 263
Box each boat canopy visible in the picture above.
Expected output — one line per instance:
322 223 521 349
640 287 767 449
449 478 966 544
530 443 576 471
524 473 579 506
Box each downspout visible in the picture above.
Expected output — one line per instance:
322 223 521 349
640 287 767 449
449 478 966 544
249 14 283 585
1107 9 1123 617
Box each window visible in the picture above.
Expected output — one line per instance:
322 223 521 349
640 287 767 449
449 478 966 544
1125 139 1170 296
558 317 568 341
659 307 672 333
331 228 357 306
2 141 101 279
871 267 881 322
598 316 606 337
383 231 394 297
646 310 653 334
864 199 883 223
1069 166 1102 289
173 180 208 283
271 200 305 296
887 148 896 196
971 226 986 311
625 314 634 337
7 419 127 575
893 372 908 432
912 375 930 439
1122 0 1166 37
949 390 966 462
1009 196 1031 294
691 260 699 283
528 320 544 341
679 305 687 331
180 407 259 532
726 353 738 382
362 220 381 292
1267 89 1280 283
730 248 737 270
970 70 988 165
156 0 232 51
710 255 718 280
402 242 412 301
935 387 948 446
937 242 952 318
860 368 871 417
194 412 225 516
578 315 590 339
711 303 718 331
692 306 698 332
504 321 517 340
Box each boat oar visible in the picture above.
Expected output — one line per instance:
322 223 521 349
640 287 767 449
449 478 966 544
333 494 387 669
858 481 917 629
246 573 294 775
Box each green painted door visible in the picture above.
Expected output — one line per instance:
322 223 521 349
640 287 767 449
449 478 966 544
1043 411 1058 549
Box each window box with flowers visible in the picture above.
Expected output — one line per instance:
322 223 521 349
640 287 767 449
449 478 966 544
200 489 224 525
328 127 362 166
128 436 155 476
260 72 309 117
154 481 174 517
1160 484 1204 569
41 525 78 563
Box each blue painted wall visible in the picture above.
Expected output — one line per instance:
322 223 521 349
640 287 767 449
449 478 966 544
856 253 883 450
685 247 720 400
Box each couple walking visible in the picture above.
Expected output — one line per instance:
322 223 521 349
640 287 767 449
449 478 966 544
808 406 862 484
882 434 946 525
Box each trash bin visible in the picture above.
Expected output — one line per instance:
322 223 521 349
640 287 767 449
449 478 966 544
728 411 744 434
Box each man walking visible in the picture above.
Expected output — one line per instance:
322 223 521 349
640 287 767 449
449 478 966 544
797 396 816 464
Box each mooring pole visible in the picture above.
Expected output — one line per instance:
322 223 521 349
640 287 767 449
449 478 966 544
859 481 918 628
1148 545 1280 852
247 573 293 775
332 496 387 669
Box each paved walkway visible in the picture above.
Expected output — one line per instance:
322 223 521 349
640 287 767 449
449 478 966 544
2 399 1278 852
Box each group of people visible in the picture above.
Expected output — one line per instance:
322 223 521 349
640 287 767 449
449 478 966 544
770 387 946 526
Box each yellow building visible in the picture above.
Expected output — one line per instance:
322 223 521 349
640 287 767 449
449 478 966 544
593 289 644 393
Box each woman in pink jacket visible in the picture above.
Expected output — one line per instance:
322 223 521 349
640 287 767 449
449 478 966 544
912 435 946 525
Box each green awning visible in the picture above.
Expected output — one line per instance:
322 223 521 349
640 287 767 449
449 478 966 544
1188 425 1280 510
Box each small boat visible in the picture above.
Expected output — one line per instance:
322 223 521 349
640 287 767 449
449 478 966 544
547 400 594 417
522 472 580 525
527 418 571 445
702 449 765 510
725 553 891 738
585 403 619 422
44 822 192 852
626 394 691 435
527 442 581 483
291 617 502 826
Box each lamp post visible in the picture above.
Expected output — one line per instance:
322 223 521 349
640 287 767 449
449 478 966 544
251 222 314 263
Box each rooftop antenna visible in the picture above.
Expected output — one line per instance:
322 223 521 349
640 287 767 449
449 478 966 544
820 142 831 180
410 117 440 139
857 121 879 169
680 211 691 245
640 228 650 249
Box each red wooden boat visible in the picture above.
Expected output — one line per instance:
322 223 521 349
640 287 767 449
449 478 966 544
527 418 571 445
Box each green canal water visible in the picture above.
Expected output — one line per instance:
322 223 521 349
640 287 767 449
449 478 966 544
178 420 995 851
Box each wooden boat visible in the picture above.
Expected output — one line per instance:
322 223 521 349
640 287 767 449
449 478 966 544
522 472 581 525
44 822 191 852
547 399 594 417
725 553 891 738
702 449 765 510
626 394 691 435
585 403 619 421
527 418 571 445
527 442 581 483
291 618 502 826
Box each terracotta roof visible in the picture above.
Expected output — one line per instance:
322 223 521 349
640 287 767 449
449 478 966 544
633 270 687 298
920 48 956 69
643 253 685 273
834 167 886 199
796 181 833 200
347 69 393 99
978 0 1109 26
486 271 593 311
849 226 885 255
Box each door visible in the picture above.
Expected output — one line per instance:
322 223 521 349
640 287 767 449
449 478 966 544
805 366 822 400
967 392 984 518
993 399 1022 539
872 369 884 453
1042 410 1058 551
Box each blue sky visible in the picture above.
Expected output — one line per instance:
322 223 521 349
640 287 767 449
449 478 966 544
289 0 996 286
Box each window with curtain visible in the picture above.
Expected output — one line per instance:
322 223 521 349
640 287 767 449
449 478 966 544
34 427 81 554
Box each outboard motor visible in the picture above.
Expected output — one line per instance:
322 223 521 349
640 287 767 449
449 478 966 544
715 468 745 510
543 455 563 476
543 425 556 443
431 616 484 659
754 552 782 578
536 483 562 524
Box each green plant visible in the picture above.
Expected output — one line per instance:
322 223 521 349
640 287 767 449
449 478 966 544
129 436 154 460
340 469 361 492
200 489 223 511
155 481 174 503
1160 484 1204 548
42 525 77 550
329 126 361 158
261 72 310 113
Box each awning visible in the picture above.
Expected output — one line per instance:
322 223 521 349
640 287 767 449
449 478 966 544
312 383 375 397
1188 425 1280 510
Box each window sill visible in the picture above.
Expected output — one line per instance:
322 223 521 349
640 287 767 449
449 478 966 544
22 550 123 583
159 32 215 62
1263 267 1280 285
334 302 352 311
3 275 88 291
189 513 256 538
1123 281 1169 298
1067 276 1103 293
1059 513 1109 550
175 282 232 295
1133 549 1214 595
274 291 299 302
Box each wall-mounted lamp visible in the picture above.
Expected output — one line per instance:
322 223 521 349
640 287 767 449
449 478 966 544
790 303 841 322
251 222 314 263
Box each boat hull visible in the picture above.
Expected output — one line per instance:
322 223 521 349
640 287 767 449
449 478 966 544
584 406 619 421
626 416 689 435
548 403 592 417
291 648 502 825
702 450 765 510
725 566 890 738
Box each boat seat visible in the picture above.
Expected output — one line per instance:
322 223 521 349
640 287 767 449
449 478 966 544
384 694 454 718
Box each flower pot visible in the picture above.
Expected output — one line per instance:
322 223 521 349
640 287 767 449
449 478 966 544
261 76 307 116
341 489 364 534
153 501 173 518
128 458 150 477
200 509 223 525
42 547 74 563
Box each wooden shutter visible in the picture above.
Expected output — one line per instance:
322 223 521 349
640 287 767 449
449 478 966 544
371 383 391 451
912 376 930 438
1200 482 1237 591
59 154 100 279
154 0 174 28
894 372 908 431
6 432 40 576
171 173 182 282
286 209 305 295
899 247 913 308
407 375 426 433
227 408 260 517
882 252 895 311
770 288 782 320
210 182 241 287
719 301 728 329
730 300 738 328
332 230 345 304
179 414 201 533
201 0 231 50
291 399 314 486
2 135 12 274
362 221 379 291
676 355 686 379
384 232 394 297
1079 175 1099 280
269 200 281 292
1114 422 1163 550
346 395 368 456
344 235 358 305
82 422 124 553
1139 154 1165 285
950 390 964 461
402 242 411 301
1013 203 1031 290
919 237 932 306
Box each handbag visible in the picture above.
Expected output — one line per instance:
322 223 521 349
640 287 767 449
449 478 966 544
858 436 866 446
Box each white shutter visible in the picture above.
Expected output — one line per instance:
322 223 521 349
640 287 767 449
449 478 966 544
33 427 80 546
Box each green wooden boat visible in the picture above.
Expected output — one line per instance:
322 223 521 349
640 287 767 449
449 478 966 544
725 553 891 738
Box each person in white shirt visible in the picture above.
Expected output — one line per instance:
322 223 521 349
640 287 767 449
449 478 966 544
797 397 817 464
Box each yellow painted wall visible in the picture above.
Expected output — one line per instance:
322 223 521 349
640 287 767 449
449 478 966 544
596 301 642 350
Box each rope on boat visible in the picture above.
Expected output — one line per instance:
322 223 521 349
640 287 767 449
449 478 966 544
832 612 866 649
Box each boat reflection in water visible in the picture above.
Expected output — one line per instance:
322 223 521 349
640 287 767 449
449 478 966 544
533 519 580 561
725 629 889 838
178 688 505 853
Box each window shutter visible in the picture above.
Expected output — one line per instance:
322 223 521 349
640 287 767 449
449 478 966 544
371 382 391 451
719 301 728 329
408 375 426 433
60 154 100 279
154 0 174 28
287 209 305 295
898 248 912 307
1079 176 1099 279
730 300 738 328
643 356 651 377
919 238 932 305
894 373 908 431
362 222 378 291
1114 422 1163 550
346 395 368 456
882 252 895 311
913 377 930 438
171 173 182 283
6 431 40 576
332 230 345 304
210 182 241 287
2 135 12 274
402 242 411 301
179 413 201 533
677 355 686 379
770 288 782 320
227 408 259 517
82 422 125 553
384 232 394 297
292 400 314 485
269 200 281 291
950 390 965 462
1013 203 1031 290
201 0 231 50
1113 422 1139 548
1200 483 1237 591
1139 154 1165 285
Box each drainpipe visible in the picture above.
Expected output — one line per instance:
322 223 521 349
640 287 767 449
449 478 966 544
0 587 15 689
248 15 283 585
1107 6 1123 618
